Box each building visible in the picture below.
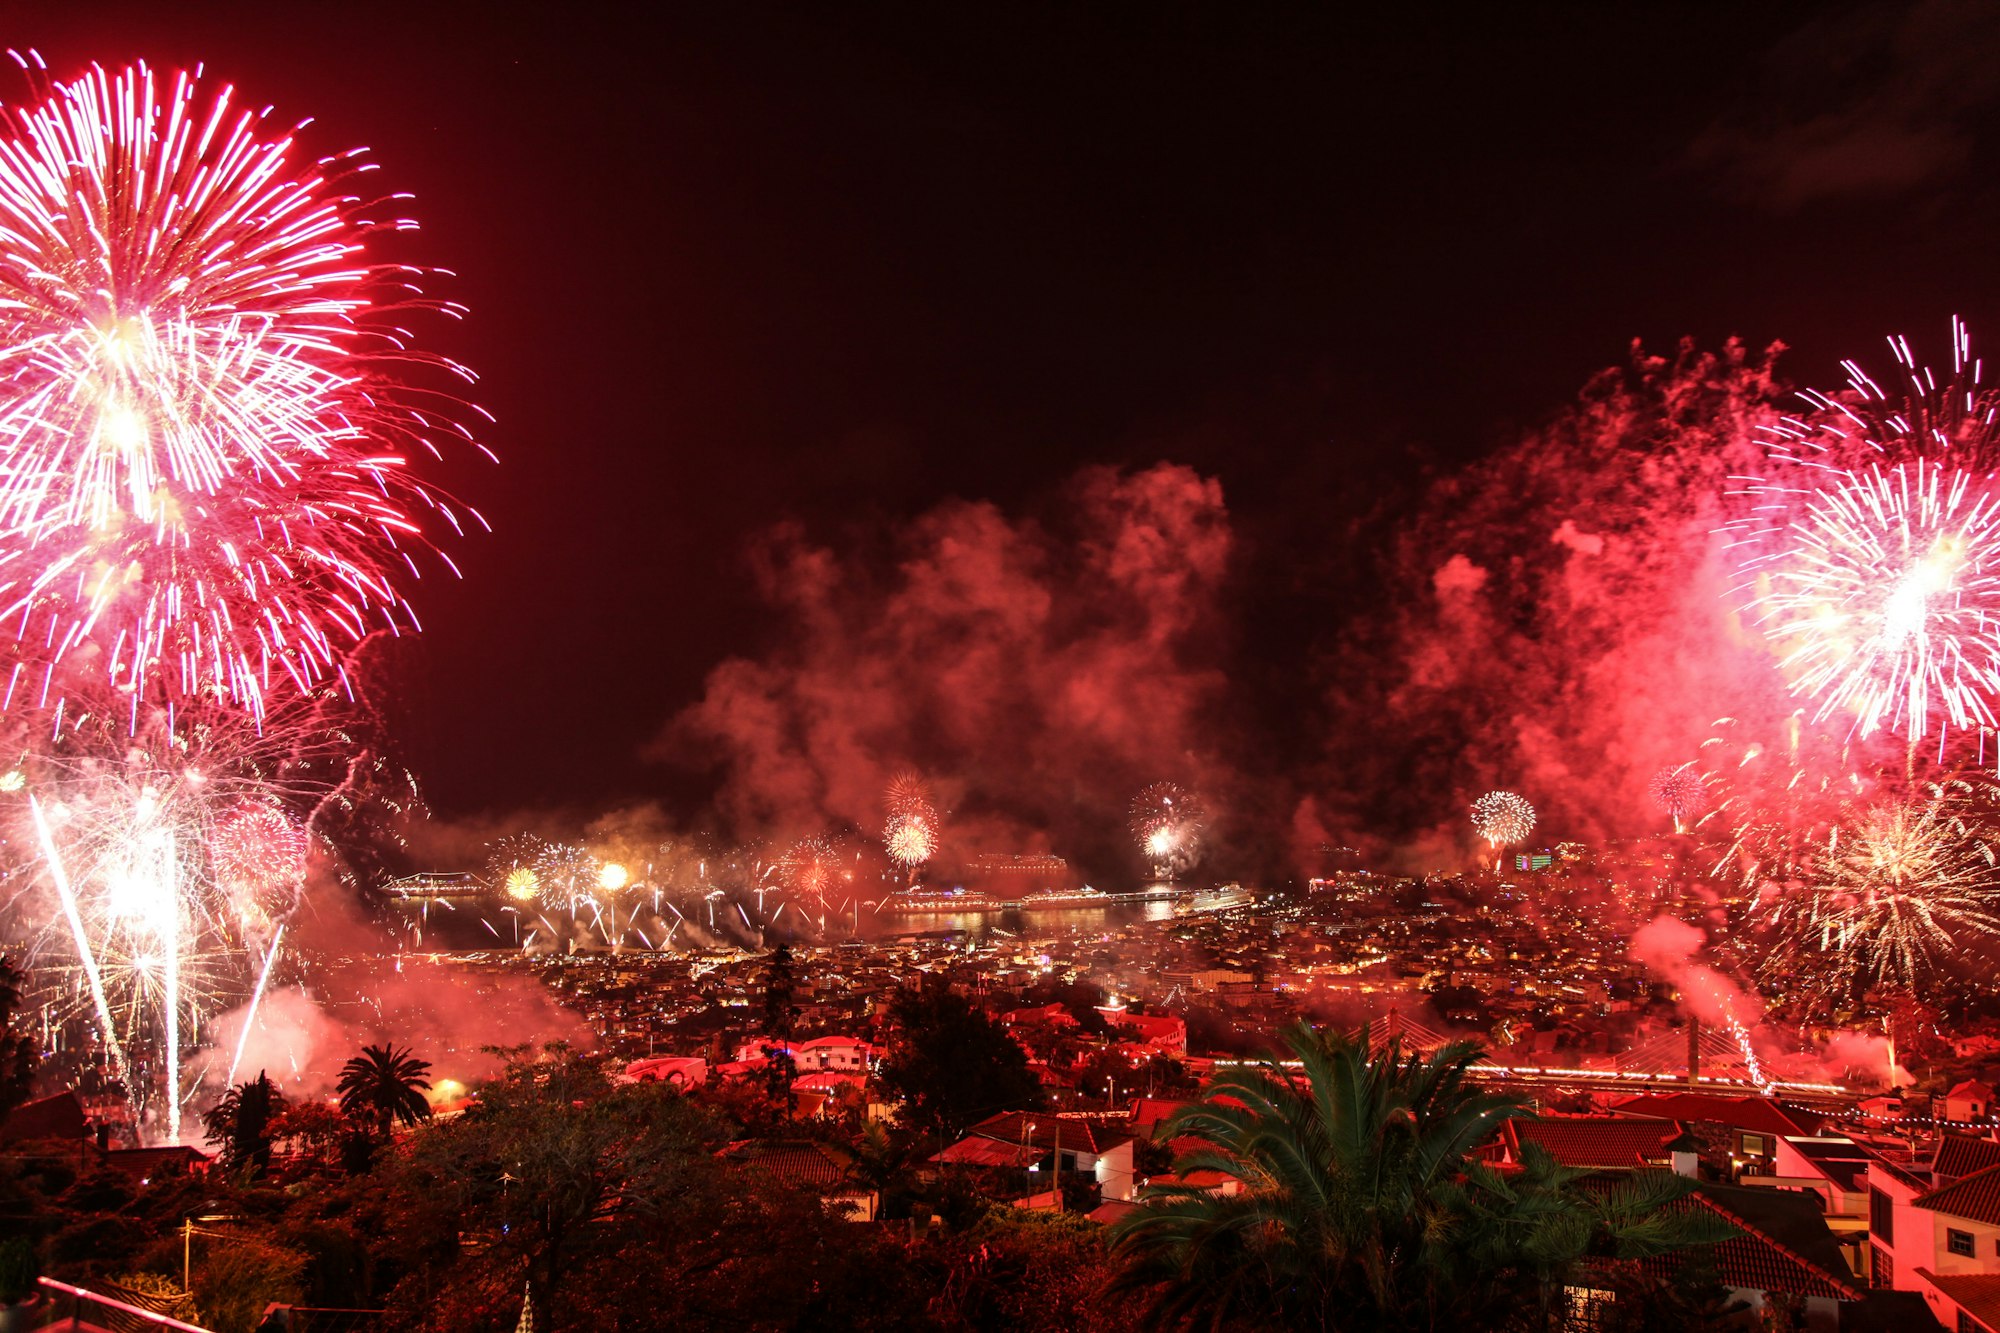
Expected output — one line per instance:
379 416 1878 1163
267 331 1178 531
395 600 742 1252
1946 1082 1999 1127
932 1111 1138 1204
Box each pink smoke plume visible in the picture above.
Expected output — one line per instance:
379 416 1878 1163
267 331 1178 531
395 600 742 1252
660 463 1233 873
1329 338 1803 850
1629 914 1764 1030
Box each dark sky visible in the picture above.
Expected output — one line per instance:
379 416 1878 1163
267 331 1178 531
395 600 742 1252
16 0 2000 823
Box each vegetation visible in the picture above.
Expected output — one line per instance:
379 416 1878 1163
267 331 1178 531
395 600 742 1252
202 1072 286 1177
0 951 36 1122
876 983 1045 1140
337 1044 434 1138
1110 1022 1733 1331
0 1020 1746 1332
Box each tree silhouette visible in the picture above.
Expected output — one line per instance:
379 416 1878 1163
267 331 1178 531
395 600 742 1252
0 950 36 1121
202 1071 286 1175
1111 1022 1731 1330
337 1044 433 1138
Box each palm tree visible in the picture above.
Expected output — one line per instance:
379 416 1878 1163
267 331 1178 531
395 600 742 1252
202 1071 286 1175
337 1043 434 1138
1109 1023 1728 1331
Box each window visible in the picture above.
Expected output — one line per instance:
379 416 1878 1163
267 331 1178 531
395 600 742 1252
1959 1311 1989 1333
1950 1229 1977 1258
1871 1188 1895 1244
1741 1134 1766 1155
1872 1244 1893 1289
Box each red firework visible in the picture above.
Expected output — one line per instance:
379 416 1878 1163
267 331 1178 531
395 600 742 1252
1648 763 1708 831
1727 321 2000 749
0 56 487 726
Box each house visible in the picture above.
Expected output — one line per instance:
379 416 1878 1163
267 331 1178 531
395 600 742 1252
0 1090 86 1142
623 1055 708 1088
101 1145 210 1184
1495 1116 1685 1171
1866 1154 2000 1327
1946 1082 1999 1128
1611 1092 1825 1179
1740 1137 1878 1278
1000 1003 1077 1029
796 1035 876 1073
1127 1097 1195 1140
932 1111 1138 1203
1643 1183 1869 1321
1934 1137 2000 1189
719 1140 876 1220
1095 1010 1188 1055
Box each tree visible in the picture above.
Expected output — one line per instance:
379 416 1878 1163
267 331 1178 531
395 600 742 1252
1110 1023 1730 1331
875 984 1044 1141
202 1072 286 1176
0 949 37 1121
337 1044 433 1138
761 944 800 1113
267 1101 357 1173
395 1044 727 1330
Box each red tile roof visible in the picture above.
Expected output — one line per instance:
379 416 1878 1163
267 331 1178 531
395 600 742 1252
1646 1187 1864 1302
1916 1270 2000 1329
1917 1161 2000 1226
1948 1081 1998 1101
967 1111 1132 1156
1128 1097 1194 1136
0 1090 85 1142
933 1136 1040 1168
1933 1136 2000 1184
719 1140 850 1189
1609 1093 1823 1138
1504 1117 1683 1169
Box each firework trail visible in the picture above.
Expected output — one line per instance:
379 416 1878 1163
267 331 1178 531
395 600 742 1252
1649 763 1708 833
1129 781 1205 879
1698 714 1884 903
12 727 302 1140
1469 790 1534 851
0 56 488 727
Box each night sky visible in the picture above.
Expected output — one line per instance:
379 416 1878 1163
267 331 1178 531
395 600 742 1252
17 2 2000 842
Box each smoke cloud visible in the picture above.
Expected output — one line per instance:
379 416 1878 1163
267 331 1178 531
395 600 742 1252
658 462 1235 878
1323 338 1799 853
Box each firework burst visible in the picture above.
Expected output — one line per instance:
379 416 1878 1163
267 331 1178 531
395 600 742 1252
1649 763 1709 832
1745 461 2000 745
1130 781 1205 878
1728 322 2000 751
0 56 488 726
1469 790 1534 851
782 834 841 917
1700 715 1880 901
5 712 327 1141
882 771 938 872
1770 774 2000 1005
